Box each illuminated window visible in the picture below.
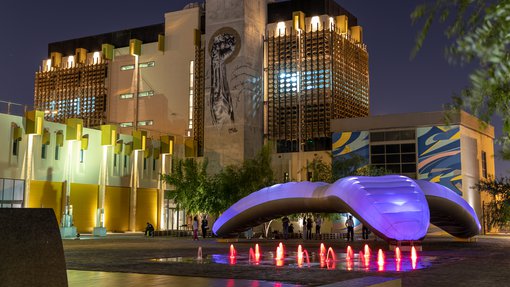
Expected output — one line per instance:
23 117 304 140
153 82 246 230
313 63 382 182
121 65 135 71
120 122 133 128
120 93 134 99
481 151 487 178
138 120 153 126
138 91 154 98
139 61 155 68
277 21 286 36
187 61 194 137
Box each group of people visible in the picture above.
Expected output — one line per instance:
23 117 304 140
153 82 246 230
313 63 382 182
345 215 371 241
280 215 322 240
192 216 209 240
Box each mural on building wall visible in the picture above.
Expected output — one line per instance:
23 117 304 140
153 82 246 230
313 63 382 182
332 131 369 167
209 27 241 126
417 126 462 195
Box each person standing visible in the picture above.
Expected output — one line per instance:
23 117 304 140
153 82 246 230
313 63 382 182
201 216 208 239
306 217 313 240
302 217 307 239
315 215 322 240
345 215 354 242
362 224 370 240
282 216 290 239
192 216 199 241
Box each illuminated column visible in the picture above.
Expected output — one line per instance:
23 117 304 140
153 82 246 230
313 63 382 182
129 130 146 232
22 110 44 208
158 136 174 230
59 118 83 238
93 125 117 237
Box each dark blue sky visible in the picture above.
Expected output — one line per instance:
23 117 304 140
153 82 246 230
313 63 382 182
1 0 508 175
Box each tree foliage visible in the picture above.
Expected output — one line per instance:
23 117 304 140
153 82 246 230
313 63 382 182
306 154 391 183
161 145 274 216
476 176 510 230
412 0 510 156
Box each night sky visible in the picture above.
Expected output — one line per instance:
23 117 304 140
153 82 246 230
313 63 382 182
1 0 508 175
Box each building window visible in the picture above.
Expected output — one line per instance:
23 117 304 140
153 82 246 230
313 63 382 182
187 60 194 137
120 122 133 128
80 149 84 163
370 140 417 176
124 155 128 170
120 93 134 99
138 120 153 126
481 151 488 178
138 91 154 98
41 144 47 159
12 139 19 156
139 61 155 68
153 158 157 171
55 146 59 160
114 154 118 167
121 65 135 71
143 158 147 170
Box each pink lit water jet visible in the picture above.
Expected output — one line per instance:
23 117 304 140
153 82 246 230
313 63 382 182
229 244 237 259
364 244 371 258
395 247 402 261
411 246 418 269
377 249 385 271
325 247 336 269
346 246 354 260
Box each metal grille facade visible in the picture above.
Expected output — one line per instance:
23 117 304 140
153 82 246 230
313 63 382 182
34 62 107 127
193 41 205 157
266 24 369 153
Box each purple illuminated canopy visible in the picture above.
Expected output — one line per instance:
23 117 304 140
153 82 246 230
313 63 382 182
212 175 481 242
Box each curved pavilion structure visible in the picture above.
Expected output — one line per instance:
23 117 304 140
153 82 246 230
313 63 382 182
212 175 481 242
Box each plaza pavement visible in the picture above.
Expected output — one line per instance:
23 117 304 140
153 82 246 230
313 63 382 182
63 233 510 286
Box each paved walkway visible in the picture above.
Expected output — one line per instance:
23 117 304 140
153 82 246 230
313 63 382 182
67 270 301 287
63 234 510 286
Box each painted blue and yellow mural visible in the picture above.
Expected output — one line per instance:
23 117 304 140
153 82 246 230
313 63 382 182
332 131 369 164
417 126 462 195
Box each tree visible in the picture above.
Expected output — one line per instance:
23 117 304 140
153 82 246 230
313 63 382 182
476 176 510 230
412 0 510 156
305 154 391 183
161 145 275 216
161 158 214 215
213 144 275 211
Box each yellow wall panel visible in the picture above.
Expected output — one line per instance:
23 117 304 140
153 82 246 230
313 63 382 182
70 183 98 233
105 186 130 232
27 180 64 225
136 188 158 231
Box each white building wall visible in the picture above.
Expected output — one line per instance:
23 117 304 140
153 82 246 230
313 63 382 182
107 7 200 154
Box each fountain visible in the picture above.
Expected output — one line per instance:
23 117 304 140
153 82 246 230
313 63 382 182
197 246 203 260
152 242 434 272
411 246 418 269
377 249 385 271
346 246 354 260
296 245 310 267
249 244 262 264
275 242 285 266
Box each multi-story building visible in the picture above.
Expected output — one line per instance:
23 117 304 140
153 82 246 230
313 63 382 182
7 0 491 235
265 1 369 154
331 110 495 224
33 0 368 171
